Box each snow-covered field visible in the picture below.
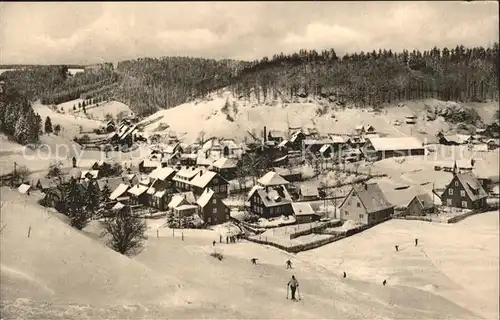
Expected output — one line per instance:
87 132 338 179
139 90 498 144
69 100 133 121
1 186 497 319
32 102 102 138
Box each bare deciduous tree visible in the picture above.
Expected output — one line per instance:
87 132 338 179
100 207 148 255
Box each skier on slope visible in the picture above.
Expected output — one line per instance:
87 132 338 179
287 275 299 301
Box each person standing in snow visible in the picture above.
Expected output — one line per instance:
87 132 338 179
287 275 299 301
395 245 399 252
226 236 229 244
415 238 418 246
220 235 222 243
286 260 292 269
383 279 387 286
343 271 347 278
212 240 216 246
251 258 258 265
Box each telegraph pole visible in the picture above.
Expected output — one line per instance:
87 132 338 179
12 162 17 187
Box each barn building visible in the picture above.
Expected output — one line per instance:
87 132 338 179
362 137 425 161
338 182 394 225
406 193 435 216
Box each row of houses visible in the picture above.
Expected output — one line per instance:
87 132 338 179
244 163 494 226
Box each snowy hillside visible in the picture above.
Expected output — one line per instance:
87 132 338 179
1 187 493 319
139 89 498 144
32 102 102 138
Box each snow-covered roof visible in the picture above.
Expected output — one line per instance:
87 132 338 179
454 173 488 201
197 157 216 166
141 159 162 169
18 183 31 194
304 139 333 145
292 203 316 216
329 135 347 144
190 170 226 189
112 202 125 211
273 155 288 163
412 194 434 210
340 183 394 214
149 167 176 181
127 184 149 196
277 139 289 148
168 195 187 209
164 142 179 154
257 171 290 186
247 185 265 201
153 190 166 198
175 204 198 211
168 192 196 208
366 137 424 151
254 186 292 207
299 185 319 197
139 175 152 185
109 183 130 200
173 167 202 181
319 144 331 153
81 170 99 179
211 157 238 169
197 188 215 208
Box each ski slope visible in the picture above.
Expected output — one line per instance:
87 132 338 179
2 187 494 319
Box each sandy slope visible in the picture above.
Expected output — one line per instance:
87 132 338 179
1 186 491 319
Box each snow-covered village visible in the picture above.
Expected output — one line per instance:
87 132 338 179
1 2 499 319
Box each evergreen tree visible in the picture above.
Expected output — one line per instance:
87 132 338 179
85 179 100 216
73 105 76 111
54 124 61 135
45 116 53 133
100 184 111 203
65 178 90 230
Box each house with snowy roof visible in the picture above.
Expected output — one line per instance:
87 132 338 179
292 202 320 224
146 167 177 210
167 192 198 217
196 188 230 225
257 171 290 187
440 172 488 210
188 169 229 198
173 166 202 192
210 157 239 180
406 193 435 216
338 182 394 225
362 137 425 161
139 158 162 174
127 183 149 206
288 130 306 150
247 185 293 219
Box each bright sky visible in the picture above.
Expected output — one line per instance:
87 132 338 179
1 1 498 65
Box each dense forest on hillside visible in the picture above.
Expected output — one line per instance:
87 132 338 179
231 44 500 106
1 64 118 104
112 44 499 116
113 57 247 116
0 44 498 124
0 85 42 145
